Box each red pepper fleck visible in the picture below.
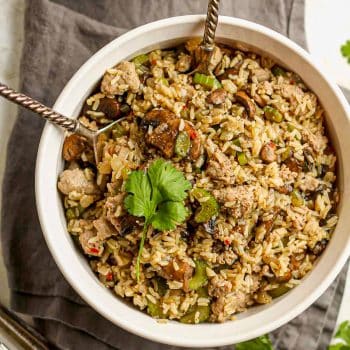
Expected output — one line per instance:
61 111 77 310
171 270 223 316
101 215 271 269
290 80 295 85
224 239 231 246
151 59 157 65
89 247 99 254
182 104 188 110
106 273 113 281
188 129 197 140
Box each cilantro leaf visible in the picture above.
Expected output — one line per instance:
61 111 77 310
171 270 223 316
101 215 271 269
124 170 155 218
151 201 189 231
124 159 191 281
148 159 191 202
341 40 350 64
329 321 350 349
236 335 274 350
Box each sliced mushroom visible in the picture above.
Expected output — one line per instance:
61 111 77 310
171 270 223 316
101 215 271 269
235 91 256 119
260 141 277 163
206 88 227 105
62 134 86 162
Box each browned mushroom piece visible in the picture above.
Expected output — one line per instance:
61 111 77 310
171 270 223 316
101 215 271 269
62 134 87 162
284 158 301 173
260 141 277 163
160 257 194 291
147 118 180 158
218 67 238 82
252 93 267 107
206 88 227 105
143 109 201 160
82 97 121 120
235 91 256 119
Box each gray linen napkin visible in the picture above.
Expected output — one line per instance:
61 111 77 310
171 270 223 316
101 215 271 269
1 0 348 349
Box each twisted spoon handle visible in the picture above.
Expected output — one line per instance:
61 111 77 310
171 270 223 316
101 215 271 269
0 83 77 132
201 0 220 52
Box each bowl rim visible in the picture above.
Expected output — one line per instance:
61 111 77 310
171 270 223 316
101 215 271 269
35 14 350 347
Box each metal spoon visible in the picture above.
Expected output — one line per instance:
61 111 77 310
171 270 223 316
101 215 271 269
197 0 221 74
0 82 124 163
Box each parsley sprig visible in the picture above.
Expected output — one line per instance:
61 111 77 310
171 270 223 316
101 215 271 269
235 335 274 350
124 159 191 281
341 40 350 64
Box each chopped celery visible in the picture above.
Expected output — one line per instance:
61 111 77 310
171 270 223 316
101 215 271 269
264 106 283 123
189 260 208 290
132 53 149 67
175 131 191 158
147 300 165 318
271 65 286 77
191 188 219 223
291 189 304 207
237 152 248 165
193 73 222 90
268 284 290 298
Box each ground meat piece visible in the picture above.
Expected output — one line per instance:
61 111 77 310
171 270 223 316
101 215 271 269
213 185 255 219
206 88 227 105
62 134 86 162
208 275 232 298
93 217 117 240
58 168 99 195
297 173 320 192
260 141 277 163
159 257 194 291
205 140 235 184
176 54 192 72
280 84 304 102
101 61 140 96
250 68 270 82
79 230 103 257
302 129 327 153
278 184 293 194
235 91 256 119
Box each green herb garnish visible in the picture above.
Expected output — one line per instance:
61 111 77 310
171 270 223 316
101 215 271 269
236 335 274 350
124 159 191 281
328 321 350 350
341 40 350 64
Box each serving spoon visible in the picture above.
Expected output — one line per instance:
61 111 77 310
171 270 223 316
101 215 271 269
0 82 124 163
0 0 220 163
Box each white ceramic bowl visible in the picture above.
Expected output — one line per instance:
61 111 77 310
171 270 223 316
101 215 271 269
35 15 350 347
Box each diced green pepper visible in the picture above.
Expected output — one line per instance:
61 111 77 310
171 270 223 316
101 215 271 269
281 147 292 161
191 188 219 223
268 284 290 298
155 277 168 297
120 104 130 114
180 288 210 324
232 138 241 147
193 72 222 90
132 53 149 67
175 131 191 158
291 189 304 207
159 77 169 86
189 260 208 290
264 106 283 123
271 65 287 77
237 152 248 166
147 300 165 318
287 123 295 132
180 304 210 324
112 123 126 139
66 208 76 221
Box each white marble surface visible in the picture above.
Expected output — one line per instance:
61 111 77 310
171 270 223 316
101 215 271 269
0 0 349 344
